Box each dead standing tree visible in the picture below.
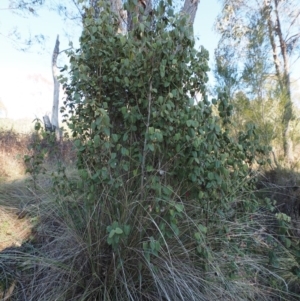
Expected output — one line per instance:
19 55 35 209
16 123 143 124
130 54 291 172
51 34 60 139
42 34 60 140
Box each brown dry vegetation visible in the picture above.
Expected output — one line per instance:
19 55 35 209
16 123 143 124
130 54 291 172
0 129 33 300
0 207 32 250
0 128 35 251
0 130 30 181
0 127 76 253
0 126 77 299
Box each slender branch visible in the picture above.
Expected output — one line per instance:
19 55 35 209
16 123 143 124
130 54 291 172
285 10 300 39
58 47 73 55
71 0 84 18
141 80 152 197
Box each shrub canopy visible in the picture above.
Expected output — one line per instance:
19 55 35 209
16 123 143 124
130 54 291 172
61 0 268 217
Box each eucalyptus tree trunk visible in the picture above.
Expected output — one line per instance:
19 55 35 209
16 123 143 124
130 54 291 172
110 0 200 32
273 0 293 163
265 0 294 163
110 0 127 33
127 0 152 31
180 0 200 26
216 0 299 164
51 34 61 141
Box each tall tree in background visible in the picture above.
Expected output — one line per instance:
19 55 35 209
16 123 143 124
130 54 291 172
215 0 300 163
263 0 299 162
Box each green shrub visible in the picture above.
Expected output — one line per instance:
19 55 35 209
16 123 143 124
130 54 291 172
55 1 282 299
61 1 268 215
3 1 299 300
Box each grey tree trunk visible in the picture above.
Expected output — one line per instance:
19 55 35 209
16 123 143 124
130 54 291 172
264 0 282 88
265 0 294 163
273 0 294 163
51 34 61 141
110 0 127 33
117 0 199 32
180 0 200 27
127 0 152 32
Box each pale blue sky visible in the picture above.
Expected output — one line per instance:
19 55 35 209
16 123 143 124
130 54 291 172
0 0 221 119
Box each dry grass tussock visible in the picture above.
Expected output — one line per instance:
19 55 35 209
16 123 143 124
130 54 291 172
0 128 299 300
0 175 299 301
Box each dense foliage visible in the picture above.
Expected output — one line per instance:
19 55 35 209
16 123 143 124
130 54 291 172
61 1 268 214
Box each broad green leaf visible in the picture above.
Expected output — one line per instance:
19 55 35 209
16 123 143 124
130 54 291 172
150 237 156 251
148 143 154 151
208 172 214 180
94 135 100 147
74 139 81 147
196 245 202 254
143 242 148 251
285 238 292 248
124 225 131 236
109 230 116 238
123 132 128 141
112 134 119 142
175 203 184 212
194 232 201 240
198 224 207 234
115 227 123 235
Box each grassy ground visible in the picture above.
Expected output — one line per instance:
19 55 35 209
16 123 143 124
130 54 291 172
0 124 300 300
0 126 34 254
0 123 75 300
0 125 34 299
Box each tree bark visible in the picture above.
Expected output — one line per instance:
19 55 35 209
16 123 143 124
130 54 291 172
265 0 294 163
127 0 152 32
264 0 282 88
51 34 61 141
180 0 200 27
273 0 294 163
110 0 127 33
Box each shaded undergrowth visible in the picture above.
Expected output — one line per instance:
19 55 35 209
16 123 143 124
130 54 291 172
0 169 300 301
